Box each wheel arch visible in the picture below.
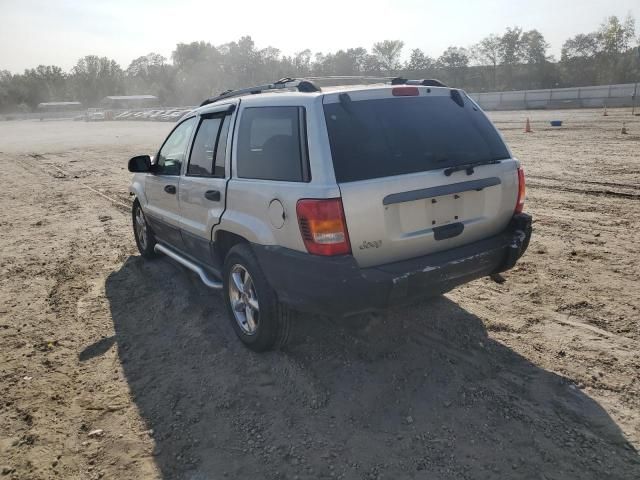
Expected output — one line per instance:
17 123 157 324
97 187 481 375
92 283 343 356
129 175 148 206
214 230 250 266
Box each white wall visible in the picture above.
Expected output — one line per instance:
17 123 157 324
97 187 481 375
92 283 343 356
470 83 639 110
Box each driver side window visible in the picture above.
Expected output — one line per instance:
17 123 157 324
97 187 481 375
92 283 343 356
156 117 197 175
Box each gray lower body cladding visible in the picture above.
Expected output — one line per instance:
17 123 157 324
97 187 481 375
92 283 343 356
253 213 532 316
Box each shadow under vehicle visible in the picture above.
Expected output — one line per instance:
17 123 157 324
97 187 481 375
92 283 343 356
79 256 640 479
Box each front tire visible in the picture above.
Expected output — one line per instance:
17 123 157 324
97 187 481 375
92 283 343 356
132 200 158 259
223 244 291 352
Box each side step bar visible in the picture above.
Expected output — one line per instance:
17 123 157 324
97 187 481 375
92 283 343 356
154 244 222 289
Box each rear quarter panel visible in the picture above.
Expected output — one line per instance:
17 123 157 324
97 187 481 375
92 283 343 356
220 179 340 249
215 95 340 251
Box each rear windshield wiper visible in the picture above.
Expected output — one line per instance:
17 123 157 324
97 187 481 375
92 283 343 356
444 159 503 176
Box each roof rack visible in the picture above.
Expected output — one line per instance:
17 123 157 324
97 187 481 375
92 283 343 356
391 77 448 87
200 78 320 106
200 76 448 107
200 76 403 106
305 75 395 82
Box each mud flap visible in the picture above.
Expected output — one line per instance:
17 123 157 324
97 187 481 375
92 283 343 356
495 213 532 273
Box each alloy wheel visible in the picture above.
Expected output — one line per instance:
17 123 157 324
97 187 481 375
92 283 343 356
228 264 260 335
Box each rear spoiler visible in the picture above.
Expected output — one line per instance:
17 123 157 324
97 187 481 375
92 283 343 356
391 78 448 87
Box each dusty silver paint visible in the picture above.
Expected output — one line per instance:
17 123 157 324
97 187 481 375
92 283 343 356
132 84 519 271
178 101 239 242
322 87 518 267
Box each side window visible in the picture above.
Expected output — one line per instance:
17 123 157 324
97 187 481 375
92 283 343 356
156 117 197 175
237 107 308 182
186 114 232 177
214 115 231 177
188 117 222 176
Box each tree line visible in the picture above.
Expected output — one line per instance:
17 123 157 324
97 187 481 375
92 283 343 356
0 15 638 112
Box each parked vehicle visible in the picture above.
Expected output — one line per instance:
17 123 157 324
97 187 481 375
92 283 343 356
128 77 531 351
85 108 106 121
114 110 131 120
156 111 175 121
149 110 166 120
166 110 185 121
156 109 183 122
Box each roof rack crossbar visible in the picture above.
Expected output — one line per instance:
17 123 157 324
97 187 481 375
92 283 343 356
304 75 395 82
200 78 320 106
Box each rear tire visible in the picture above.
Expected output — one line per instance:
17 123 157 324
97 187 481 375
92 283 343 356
223 244 291 352
132 199 158 259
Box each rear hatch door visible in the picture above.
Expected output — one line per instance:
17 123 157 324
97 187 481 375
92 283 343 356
322 87 519 268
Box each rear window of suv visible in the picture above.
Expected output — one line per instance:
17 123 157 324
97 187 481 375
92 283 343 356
323 95 510 183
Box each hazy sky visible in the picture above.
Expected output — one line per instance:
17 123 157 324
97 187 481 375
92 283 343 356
0 0 638 73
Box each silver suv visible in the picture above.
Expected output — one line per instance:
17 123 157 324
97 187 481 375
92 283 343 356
128 77 532 351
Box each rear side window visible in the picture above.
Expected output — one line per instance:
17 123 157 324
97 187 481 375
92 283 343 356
188 117 222 176
187 114 232 177
323 95 510 183
214 116 231 177
236 107 309 182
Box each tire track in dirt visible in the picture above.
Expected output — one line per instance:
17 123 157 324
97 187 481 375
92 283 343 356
46 241 93 323
528 174 640 191
19 154 131 212
528 181 640 200
2 152 145 479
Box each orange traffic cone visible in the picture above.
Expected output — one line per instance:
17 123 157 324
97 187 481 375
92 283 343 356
524 118 533 133
603 106 608 116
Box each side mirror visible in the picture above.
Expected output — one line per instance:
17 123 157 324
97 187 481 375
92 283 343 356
128 155 152 172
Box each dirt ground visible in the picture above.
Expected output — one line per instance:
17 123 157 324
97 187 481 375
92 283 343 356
1 109 639 480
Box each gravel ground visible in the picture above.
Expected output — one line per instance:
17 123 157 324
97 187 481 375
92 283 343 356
1 109 639 479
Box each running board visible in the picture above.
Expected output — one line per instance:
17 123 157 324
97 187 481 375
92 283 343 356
154 244 222 289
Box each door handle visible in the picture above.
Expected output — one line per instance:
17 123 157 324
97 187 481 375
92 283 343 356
164 185 176 194
204 190 221 201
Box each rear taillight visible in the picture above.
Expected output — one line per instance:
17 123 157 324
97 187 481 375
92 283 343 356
515 167 526 214
392 86 419 96
296 198 351 256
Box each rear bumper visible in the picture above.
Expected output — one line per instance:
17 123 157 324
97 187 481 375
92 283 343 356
254 213 532 316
